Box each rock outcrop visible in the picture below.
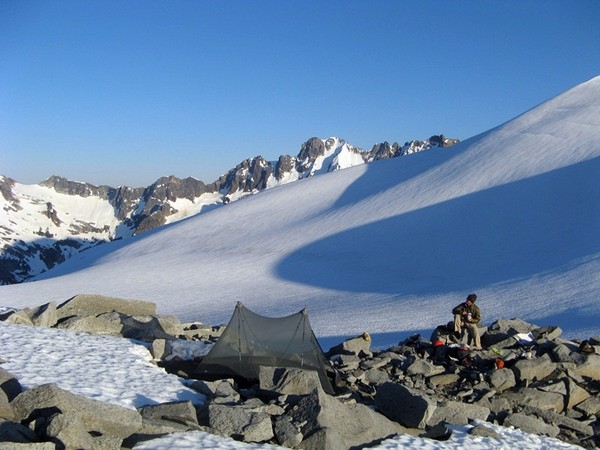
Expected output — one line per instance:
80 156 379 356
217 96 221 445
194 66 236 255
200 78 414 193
3 294 599 448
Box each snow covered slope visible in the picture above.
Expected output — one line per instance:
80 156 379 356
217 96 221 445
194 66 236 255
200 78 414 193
1 76 599 344
0 175 221 283
0 178 123 283
1 136 453 284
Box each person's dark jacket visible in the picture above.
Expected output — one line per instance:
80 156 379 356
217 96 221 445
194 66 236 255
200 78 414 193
452 302 481 324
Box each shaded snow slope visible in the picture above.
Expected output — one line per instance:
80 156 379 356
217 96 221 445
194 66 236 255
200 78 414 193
1 76 599 343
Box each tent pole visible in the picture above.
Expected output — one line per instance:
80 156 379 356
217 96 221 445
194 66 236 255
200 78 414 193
237 303 242 363
300 309 307 367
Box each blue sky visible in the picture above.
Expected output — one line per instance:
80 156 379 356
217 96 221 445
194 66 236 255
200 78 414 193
1 0 599 187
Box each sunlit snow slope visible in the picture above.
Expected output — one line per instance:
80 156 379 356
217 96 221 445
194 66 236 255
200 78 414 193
2 76 599 342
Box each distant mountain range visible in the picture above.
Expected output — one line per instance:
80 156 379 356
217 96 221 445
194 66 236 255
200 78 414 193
0 135 458 284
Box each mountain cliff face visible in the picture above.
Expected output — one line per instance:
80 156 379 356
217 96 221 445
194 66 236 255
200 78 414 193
0 135 458 284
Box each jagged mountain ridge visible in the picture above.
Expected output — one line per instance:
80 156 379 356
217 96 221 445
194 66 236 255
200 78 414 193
0 134 458 284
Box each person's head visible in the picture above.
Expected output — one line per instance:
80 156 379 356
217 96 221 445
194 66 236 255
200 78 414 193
466 293 477 305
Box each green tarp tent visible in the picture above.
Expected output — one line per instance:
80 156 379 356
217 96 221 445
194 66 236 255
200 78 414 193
195 302 335 394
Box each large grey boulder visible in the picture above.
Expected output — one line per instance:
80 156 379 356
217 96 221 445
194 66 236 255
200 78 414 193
0 419 40 444
56 293 156 320
564 377 590 409
489 368 516 392
56 314 123 335
152 315 184 337
482 318 537 347
504 388 564 413
334 354 362 370
549 343 578 363
504 412 560 437
488 318 538 335
0 403 16 421
361 354 393 370
575 396 600 417
375 382 436 429
138 400 200 429
405 359 445 378
11 384 142 439
31 302 58 327
274 416 303 448
0 368 23 403
362 367 392 385
469 424 499 439
45 412 105 450
483 335 519 350
57 311 180 341
537 379 567 396
150 338 171 359
116 314 181 341
2 312 33 326
129 400 205 444
512 354 556 383
189 379 239 404
327 333 371 357
484 396 512 420
241 397 285 416
297 426 346 450
429 373 460 387
5 302 58 328
572 353 600 380
521 406 595 436
533 325 563 341
421 422 453 440
0 375 19 425
259 366 322 396
426 400 490 426
209 403 274 443
287 387 404 450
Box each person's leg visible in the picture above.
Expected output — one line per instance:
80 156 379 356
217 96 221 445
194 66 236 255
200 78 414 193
473 325 481 349
454 314 463 334
465 323 481 349
453 314 466 342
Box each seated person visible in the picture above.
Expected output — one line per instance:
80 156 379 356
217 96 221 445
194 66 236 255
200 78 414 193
452 293 481 349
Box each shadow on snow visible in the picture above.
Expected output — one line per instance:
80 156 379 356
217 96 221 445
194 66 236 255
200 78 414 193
276 156 600 296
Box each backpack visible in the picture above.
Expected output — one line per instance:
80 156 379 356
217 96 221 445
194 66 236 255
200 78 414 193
448 344 471 365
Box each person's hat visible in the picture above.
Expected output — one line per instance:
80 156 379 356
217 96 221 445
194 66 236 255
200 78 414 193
467 293 477 302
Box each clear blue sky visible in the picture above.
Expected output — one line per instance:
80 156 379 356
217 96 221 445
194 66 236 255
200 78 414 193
2 1 599 187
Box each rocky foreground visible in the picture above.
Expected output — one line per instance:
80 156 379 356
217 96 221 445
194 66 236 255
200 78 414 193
1 294 600 449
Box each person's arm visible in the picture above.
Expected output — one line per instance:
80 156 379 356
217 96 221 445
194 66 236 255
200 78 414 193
469 306 481 323
452 303 465 315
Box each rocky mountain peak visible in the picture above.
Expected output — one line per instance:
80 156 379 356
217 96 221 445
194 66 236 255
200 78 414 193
39 175 112 198
298 137 327 162
0 134 459 284
0 175 17 203
429 134 459 147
